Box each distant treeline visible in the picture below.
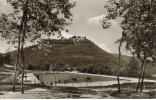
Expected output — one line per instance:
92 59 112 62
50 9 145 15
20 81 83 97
26 57 140 77
0 53 12 66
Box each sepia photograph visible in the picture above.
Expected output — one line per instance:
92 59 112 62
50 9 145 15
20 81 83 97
0 0 156 99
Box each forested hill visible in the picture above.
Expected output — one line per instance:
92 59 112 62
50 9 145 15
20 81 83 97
1 37 156 76
3 37 120 74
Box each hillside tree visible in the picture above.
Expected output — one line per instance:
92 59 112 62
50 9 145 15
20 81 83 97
0 0 75 94
102 0 156 92
124 56 139 76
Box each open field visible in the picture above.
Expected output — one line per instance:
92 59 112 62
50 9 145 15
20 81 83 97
0 64 14 81
0 82 156 99
0 68 156 99
0 72 156 99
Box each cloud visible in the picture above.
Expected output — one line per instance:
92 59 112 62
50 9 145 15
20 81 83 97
0 0 7 5
88 15 105 25
98 43 111 53
61 31 73 39
88 14 118 26
0 39 15 53
0 0 12 14
40 31 73 39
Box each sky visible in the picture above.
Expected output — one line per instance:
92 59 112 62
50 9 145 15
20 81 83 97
0 0 130 55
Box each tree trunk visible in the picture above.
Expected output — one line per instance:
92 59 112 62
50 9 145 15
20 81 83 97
136 59 145 92
12 36 20 92
12 64 17 92
21 44 25 94
117 39 122 93
117 73 120 92
140 62 146 92
12 0 25 90
54 63 57 86
21 67 24 94
20 0 28 94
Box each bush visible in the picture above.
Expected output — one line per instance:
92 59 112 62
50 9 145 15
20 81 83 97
27 64 35 70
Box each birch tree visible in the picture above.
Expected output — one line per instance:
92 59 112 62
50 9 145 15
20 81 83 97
102 0 156 92
0 0 75 94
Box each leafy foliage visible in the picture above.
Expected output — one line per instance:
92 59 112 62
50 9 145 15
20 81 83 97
0 0 75 44
0 0 75 93
102 0 156 62
124 56 139 76
103 0 156 92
